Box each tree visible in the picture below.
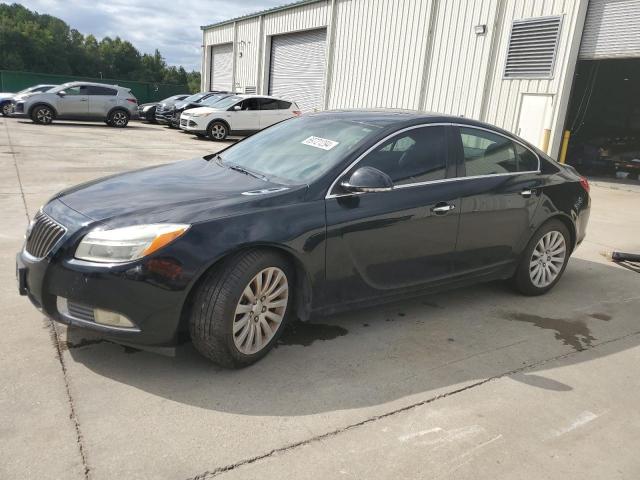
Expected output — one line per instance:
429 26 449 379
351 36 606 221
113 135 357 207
0 3 198 86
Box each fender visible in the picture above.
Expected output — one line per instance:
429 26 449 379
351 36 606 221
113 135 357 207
28 102 58 117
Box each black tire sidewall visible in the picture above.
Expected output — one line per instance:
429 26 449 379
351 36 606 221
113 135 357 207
207 121 228 141
1 102 10 116
514 219 571 296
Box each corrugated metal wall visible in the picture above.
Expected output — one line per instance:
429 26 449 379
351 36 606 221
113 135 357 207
328 0 433 110
202 0 588 155
423 0 499 118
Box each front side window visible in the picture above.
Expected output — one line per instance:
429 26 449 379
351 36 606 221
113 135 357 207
62 86 86 96
240 98 260 111
356 126 448 185
459 127 538 176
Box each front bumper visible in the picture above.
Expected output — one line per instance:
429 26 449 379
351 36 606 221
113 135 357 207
180 116 207 134
16 201 188 347
155 109 174 124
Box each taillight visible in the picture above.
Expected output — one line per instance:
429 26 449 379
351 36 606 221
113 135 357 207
292 110 301 116
126 98 137 104
579 176 590 193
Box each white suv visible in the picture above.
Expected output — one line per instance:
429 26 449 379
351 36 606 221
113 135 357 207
180 94 300 140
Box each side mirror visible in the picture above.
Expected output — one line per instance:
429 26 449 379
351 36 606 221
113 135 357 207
57 91 66 97
231 105 241 111
340 166 393 193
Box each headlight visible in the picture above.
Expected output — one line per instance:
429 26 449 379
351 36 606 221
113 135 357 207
75 224 189 263
141 105 152 111
189 112 210 118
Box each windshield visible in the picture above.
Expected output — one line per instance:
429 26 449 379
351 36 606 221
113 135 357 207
17 85 53 95
219 115 381 185
181 92 209 103
199 94 232 107
209 95 243 110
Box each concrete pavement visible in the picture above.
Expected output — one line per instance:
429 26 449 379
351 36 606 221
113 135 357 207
1 116 639 479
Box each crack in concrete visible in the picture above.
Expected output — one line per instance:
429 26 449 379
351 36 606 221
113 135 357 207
5 120 91 479
3 120 30 223
186 329 640 480
49 321 91 479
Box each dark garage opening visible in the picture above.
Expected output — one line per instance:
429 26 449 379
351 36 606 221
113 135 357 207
564 58 640 180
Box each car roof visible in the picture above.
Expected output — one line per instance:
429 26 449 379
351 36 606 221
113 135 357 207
61 81 128 90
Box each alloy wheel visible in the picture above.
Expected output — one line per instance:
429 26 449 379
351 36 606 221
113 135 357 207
2 103 11 116
529 230 566 288
233 267 288 355
112 111 128 127
210 124 227 140
36 107 53 124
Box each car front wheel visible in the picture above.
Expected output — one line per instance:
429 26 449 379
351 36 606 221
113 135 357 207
108 110 129 128
189 250 293 368
207 121 228 141
1 102 11 116
512 219 570 296
32 105 54 125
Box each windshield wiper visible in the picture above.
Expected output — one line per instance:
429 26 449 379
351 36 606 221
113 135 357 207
227 163 268 182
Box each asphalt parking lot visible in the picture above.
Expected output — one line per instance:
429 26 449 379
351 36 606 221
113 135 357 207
2 117 640 480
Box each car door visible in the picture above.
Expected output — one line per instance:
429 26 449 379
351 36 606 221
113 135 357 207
324 124 461 306
87 85 118 118
56 85 89 117
228 98 260 132
451 125 544 275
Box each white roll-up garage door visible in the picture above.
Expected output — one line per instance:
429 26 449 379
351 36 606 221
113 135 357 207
269 29 327 112
579 0 640 59
210 43 233 91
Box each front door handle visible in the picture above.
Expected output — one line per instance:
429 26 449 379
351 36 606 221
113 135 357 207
431 202 455 215
520 189 535 198
80 99 88 102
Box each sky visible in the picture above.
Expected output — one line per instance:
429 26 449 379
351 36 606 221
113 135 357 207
16 0 288 71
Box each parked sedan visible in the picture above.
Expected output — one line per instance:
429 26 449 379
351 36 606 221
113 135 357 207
16 111 590 368
1 84 56 116
137 94 189 123
16 81 138 127
180 94 300 140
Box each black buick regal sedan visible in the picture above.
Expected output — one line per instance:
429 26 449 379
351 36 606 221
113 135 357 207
17 111 590 368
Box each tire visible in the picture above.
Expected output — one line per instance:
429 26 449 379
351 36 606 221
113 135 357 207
189 249 294 368
207 121 229 141
108 109 129 128
511 219 571 296
31 105 54 125
1 102 11 116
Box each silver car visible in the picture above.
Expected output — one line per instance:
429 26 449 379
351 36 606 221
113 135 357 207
16 81 139 127
1 84 56 116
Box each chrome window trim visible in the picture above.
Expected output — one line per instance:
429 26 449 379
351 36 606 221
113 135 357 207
325 122 541 199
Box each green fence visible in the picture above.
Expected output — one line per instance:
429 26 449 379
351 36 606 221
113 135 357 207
0 70 190 104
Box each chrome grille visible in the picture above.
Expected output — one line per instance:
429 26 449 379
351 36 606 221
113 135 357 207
25 211 66 258
67 301 95 322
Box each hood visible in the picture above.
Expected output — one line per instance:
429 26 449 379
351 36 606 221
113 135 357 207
0 92 14 100
54 157 303 226
183 106 218 116
139 102 157 108
174 101 201 110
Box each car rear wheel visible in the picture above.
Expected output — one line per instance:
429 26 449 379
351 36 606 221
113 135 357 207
207 121 228 141
108 110 129 128
189 249 293 368
32 105 54 125
1 102 11 116
512 219 570 296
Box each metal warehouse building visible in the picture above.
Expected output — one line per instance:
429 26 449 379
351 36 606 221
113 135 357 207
201 0 640 169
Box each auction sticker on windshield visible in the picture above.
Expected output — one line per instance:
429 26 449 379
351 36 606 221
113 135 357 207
302 136 339 151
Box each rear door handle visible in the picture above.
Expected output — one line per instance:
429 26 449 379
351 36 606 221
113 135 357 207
431 202 455 215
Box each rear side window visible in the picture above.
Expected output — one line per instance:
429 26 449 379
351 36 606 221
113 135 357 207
258 98 279 110
358 126 448 185
458 127 537 176
87 86 117 96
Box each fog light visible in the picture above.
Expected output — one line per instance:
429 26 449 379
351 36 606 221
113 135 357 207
94 308 135 328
